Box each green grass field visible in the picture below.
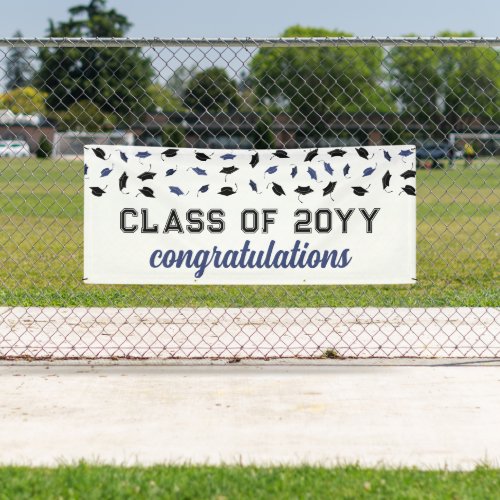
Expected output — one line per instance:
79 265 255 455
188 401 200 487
0 157 498 307
0 464 499 499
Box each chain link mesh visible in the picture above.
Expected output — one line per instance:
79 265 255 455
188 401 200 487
0 37 498 359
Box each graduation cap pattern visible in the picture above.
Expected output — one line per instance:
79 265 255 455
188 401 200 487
85 145 416 201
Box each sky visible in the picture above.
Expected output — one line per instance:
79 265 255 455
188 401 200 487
0 0 497 38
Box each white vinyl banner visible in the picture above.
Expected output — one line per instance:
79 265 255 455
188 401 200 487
84 145 416 285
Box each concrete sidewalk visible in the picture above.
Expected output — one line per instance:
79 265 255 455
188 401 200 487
2 307 498 358
0 359 499 469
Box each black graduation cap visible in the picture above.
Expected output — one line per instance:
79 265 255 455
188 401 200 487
352 185 370 196
137 187 155 198
221 166 239 182
304 149 318 162
197 185 209 196
294 185 313 203
92 147 109 160
220 166 239 174
219 186 237 196
328 149 346 157
272 150 289 159
119 172 129 193
195 152 212 161
400 185 416 196
162 149 178 158
269 182 286 196
322 181 337 200
137 171 157 181
90 186 106 197
356 147 372 160
250 152 259 167
401 170 416 179
382 171 392 192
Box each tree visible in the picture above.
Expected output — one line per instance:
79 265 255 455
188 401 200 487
389 31 499 125
5 31 34 90
35 0 154 121
388 37 442 124
162 125 185 148
36 137 53 158
249 25 393 117
251 113 274 149
184 68 242 113
49 100 117 131
146 83 184 113
0 86 47 115
439 31 499 123
166 65 193 99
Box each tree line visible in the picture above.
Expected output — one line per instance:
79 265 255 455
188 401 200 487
2 0 498 133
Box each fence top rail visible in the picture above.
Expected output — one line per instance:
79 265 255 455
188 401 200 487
0 36 498 48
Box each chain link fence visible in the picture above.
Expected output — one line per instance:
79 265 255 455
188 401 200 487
0 37 498 359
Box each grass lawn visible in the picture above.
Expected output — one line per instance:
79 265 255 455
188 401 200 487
0 464 499 499
0 156 498 308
